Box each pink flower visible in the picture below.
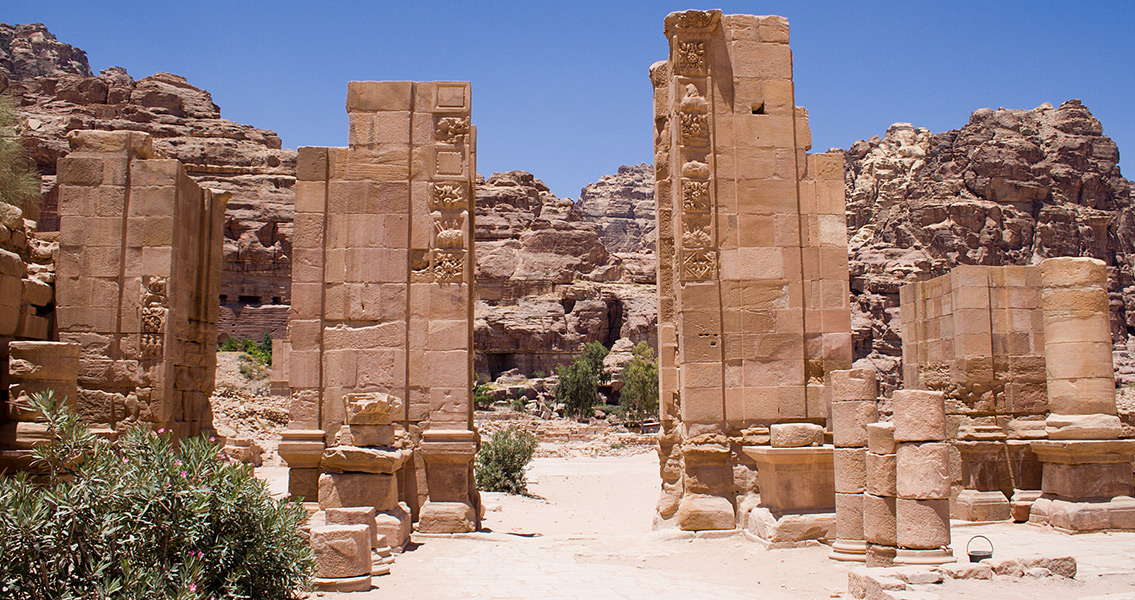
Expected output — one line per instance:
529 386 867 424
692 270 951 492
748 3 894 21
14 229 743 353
209 436 216 442
175 460 182 466
188 583 196 592
180 471 188 478
158 428 166 434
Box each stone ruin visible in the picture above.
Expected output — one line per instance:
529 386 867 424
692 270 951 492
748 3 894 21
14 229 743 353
650 10 852 536
2 8 1134 596
2 129 226 466
275 80 480 589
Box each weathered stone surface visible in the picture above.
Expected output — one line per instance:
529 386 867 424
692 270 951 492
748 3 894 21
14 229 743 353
325 506 377 548
418 501 477 534
318 473 398 512
770 423 824 448
895 443 950 499
896 498 951 550
892 390 946 442
310 524 371 579
321 446 405 475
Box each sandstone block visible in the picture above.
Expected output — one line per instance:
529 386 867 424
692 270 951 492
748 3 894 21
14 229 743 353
953 489 1010 521
833 401 876 447
1045 413 1122 440
892 390 946 442
376 502 412 551
896 498 950 550
863 493 897 546
937 562 992 580
417 501 476 533
321 446 406 474
867 422 895 454
318 473 398 512
835 492 864 541
346 81 414 112
834 447 867 494
1040 256 1106 289
336 424 397 447
896 443 950 499
310 524 371 578
346 392 403 425
769 422 823 447
827 368 878 402
677 494 735 531
866 452 897 497
325 506 378 548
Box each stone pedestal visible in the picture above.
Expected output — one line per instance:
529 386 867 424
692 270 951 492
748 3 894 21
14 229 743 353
1028 439 1135 532
311 524 373 592
278 429 326 500
677 439 735 531
418 429 480 533
953 440 1011 521
743 446 835 543
1 341 81 471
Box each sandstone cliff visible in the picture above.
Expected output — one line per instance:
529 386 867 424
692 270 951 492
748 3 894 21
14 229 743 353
474 171 655 379
1 23 295 340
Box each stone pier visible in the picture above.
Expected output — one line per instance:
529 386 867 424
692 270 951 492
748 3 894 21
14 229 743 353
652 10 851 531
281 81 480 535
1030 257 1135 532
892 390 953 565
55 131 227 439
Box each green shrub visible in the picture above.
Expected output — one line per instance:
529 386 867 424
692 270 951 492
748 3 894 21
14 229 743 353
0 391 313 599
619 342 659 421
531 370 545 379
218 334 273 367
554 341 610 418
474 426 538 495
473 383 495 410
0 96 41 214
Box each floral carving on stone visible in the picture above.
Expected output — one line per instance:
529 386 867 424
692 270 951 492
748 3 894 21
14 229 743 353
435 116 470 144
432 249 466 283
682 180 710 212
674 40 706 76
140 276 168 359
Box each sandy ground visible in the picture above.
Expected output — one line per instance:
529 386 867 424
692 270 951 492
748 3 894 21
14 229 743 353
273 444 1135 600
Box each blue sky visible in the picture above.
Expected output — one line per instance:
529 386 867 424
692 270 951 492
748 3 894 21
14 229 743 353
6 1 1133 199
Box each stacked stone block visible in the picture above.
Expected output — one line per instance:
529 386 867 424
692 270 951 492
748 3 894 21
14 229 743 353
652 10 852 532
55 131 227 439
282 81 479 534
864 421 897 567
892 390 953 565
1 341 80 469
899 265 1046 519
829 369 879 562
1029 257 1135 532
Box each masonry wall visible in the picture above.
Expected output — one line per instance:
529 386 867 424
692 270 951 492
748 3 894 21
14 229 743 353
55 130 226 439
653 10 852 530
287 81 476 508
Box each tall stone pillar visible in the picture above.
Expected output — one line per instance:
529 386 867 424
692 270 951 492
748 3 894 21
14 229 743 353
283 82 479 534
55 131 227 439
829 369 878 562
1030 257 1135 532
652 10 851 532
892 390 953 565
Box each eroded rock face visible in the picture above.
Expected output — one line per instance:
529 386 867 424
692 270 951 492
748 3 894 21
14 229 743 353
577 163 656 253
474 172 656 378
845 101 1135 392
1 23 295 340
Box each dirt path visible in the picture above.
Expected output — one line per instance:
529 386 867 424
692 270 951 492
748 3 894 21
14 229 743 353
312 445 1135 600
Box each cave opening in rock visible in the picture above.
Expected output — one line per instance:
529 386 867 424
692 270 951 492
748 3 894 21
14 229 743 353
605 298 624 348
486 353 518 379
561 298 576 314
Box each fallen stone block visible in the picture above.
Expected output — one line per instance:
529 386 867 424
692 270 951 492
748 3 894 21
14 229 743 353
935 561 993 580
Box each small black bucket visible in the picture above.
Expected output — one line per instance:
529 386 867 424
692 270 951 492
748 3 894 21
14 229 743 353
967 535 994 563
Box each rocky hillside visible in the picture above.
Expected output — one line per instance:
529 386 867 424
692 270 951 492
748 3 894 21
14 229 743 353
474 171 655 379
1 23 294 339
845 101 1135 391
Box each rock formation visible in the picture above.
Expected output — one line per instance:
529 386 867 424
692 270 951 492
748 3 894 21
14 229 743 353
1 23 295 340
474 171 655 379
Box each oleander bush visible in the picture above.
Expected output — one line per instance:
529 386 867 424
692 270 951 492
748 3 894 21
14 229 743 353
0 391 313 600
474 426 538 495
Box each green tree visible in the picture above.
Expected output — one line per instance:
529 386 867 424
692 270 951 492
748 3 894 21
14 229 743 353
619 342 659 421
554 341 610 418
0 95 41 213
